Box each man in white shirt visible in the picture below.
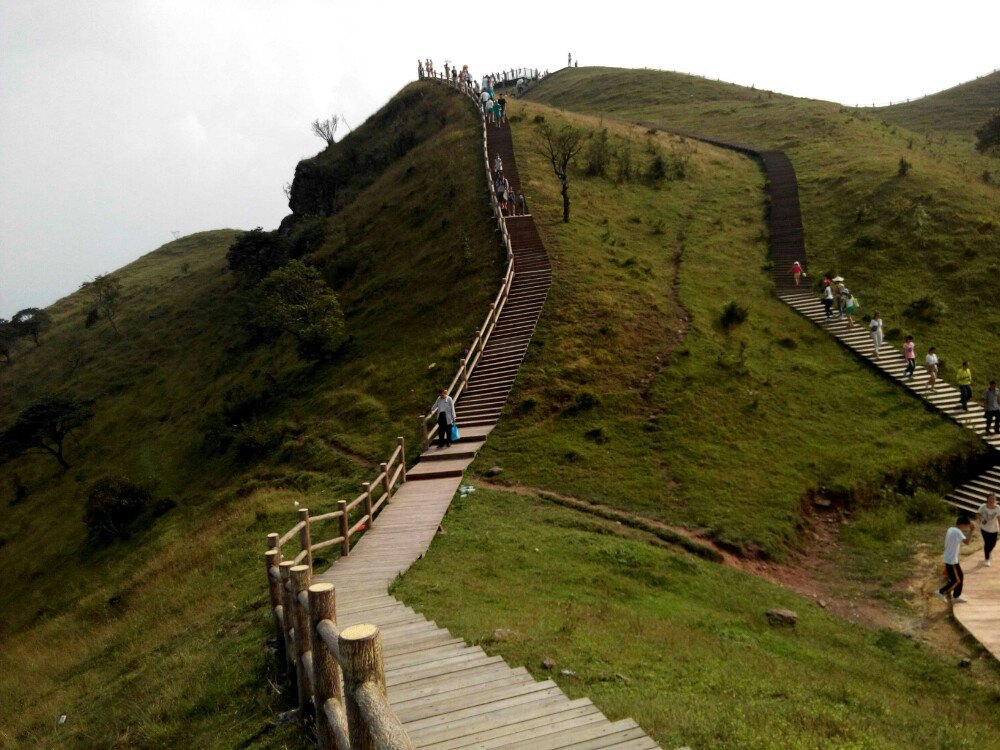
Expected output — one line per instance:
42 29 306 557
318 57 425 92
431 389 457 448
936 517 972 603
977 492 999 566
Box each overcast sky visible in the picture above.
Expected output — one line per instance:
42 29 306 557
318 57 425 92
2 0 997 317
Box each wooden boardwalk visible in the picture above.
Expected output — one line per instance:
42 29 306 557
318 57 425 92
313 94 660 749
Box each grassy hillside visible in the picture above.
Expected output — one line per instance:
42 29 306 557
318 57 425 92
874 69 1000 137
468 102 975 557
0 81 501 748
396 487 1000 750
525 68 1000 388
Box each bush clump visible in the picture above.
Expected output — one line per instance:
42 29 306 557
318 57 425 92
720 301 749 329
83 476 154 543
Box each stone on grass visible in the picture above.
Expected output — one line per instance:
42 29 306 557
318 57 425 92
485 466 503 478
492 628 515 642
764 608 798 627
542 657 556 669
959 657 972 668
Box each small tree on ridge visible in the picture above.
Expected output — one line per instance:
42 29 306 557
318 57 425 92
534 123 585 222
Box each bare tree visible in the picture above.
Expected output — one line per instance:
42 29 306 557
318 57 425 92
534 123 585 222
81 274 123 336
311 115 340 146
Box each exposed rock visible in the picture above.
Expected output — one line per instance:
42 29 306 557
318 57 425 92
817 600 828 609
764 608 798 627
560 669 576 676
492 628 515 642
959 657 972 668
486 466 503 477
542 657 556 670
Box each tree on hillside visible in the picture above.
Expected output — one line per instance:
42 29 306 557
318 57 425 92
534 123 585 222
11 308 52 346
81 274 123 336
255 260 347 361
975 110 1000 154
0 319 16 363
0 396 94 470
311 115 340 146
226 227 289 284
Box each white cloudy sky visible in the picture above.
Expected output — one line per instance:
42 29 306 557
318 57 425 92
1 0 997 316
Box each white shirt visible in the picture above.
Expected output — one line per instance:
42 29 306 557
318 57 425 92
925 353 938 367
944 526 966 565
977 503 1000 534
432 395 456 424
480 91 490 103
823 285 833 300
869 318 882 333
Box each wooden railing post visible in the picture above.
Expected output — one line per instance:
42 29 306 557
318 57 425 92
298 507 313 572
266 532 279 553
340 624 387 750
309 583 345 750
363 482 374 527
380 463 391 499
397 437 406 482
264 549 287 674
278 561 299 702
339 500 350 556
291 564 313 716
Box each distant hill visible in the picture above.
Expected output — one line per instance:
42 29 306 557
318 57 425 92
874 70 1000 136
0 81 500 748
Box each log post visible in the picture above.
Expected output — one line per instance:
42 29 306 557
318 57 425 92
309 583 344 750
266 532 279 553
291 564 313 715
338 500 350 556
419 416 429 451
380 463 391 500
264 549 287 674
363 482 373 528
278 561 299 702
397 437 406 482
339 624 386 750
298 507 313 572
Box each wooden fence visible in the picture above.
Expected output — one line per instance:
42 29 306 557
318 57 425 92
262 74 517 749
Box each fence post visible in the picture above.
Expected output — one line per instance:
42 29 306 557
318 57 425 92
363 482 373 528
339 500 350 556
397 437 406 482
264 549 287 674
298 508 313 572
419 416 429 451
339 624 386 750
278 561 299 702
381 463 391 499
309 583 345 750
291 564 313 716
266 532 279 554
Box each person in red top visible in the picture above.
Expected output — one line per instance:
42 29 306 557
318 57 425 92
791 261 803 286
903 335 916 378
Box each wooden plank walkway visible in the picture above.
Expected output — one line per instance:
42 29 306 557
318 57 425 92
313 90 661 749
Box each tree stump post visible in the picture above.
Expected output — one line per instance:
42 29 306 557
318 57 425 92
264 549 287 674
397 438 406 482
381 463 391 500
339 624 386 750
298 507 313 572
291 564 313 715
309 583 344 750
278 561 299 702
339 500 350 556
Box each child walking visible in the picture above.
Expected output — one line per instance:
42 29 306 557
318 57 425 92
936 516 971 604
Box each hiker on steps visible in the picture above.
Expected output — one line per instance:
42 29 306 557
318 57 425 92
869 312 884 359
431 389 457 448
978 493 999 567
936 516 972 604
957 361 973 411
925 347 939 391
903 336 916 378
821 278 834 320
984 380 1000 434
791 260 804 286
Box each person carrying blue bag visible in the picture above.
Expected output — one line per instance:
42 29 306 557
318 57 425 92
431 389 457 448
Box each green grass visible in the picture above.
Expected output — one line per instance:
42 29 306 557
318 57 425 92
473 102 976 557
874 69 1000 137
0 81 500 748
395 487 1000 750
525 67 1000 389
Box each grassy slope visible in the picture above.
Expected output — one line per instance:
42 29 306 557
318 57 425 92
525 67 1000 389
471 102 974 556
396 487 1000 750
874 69 1000 137
0 81 501 749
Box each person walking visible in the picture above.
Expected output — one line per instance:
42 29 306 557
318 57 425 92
431 389 457 448
925 347 939 391
903 336 916 378
791 260 803 286
977 493 999 566
821 279 834 320
869 312 884 359
516 191 527 216
957 360 973 411
985 380 1000 434
936 516 972 603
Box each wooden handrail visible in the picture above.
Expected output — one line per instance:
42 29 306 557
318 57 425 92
278 521 305 548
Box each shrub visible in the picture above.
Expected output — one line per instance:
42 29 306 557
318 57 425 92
720 301 749 329
645 151 687 184
898 158 911 177
255 261 348 360
584 128 610 177
904 489 950 524
226 227 289 284
974 110 1000 154
903 296 948 323
563 391 600 416
84 476 153 543
532 114 545 124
